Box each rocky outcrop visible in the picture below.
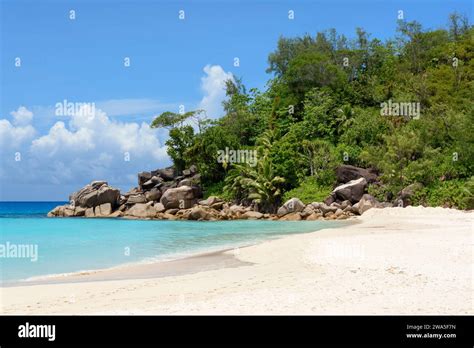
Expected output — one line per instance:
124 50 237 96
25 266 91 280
332 177 367 204
336 165 378 184
48 163 390 221
70 181 120 208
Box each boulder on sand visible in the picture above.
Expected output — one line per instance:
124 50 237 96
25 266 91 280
353 194 378 215
332 177 367 204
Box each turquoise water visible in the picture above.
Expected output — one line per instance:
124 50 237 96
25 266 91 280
0 202 347 283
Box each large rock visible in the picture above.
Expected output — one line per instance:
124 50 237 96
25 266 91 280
85 207 95 217
142 176 163 190
154 202 166 213
95 203 112 217
125 203 157 218
300 205 315 218
160 186 195 209
198 196 222 206
74 206 86 217
154 166 176 181
127 194 147 204
69 181 120 208
91 180 107 188
277 198 305 217
145 188 162 202
138 172 152 188
279 212 302 221
324 194 336 205
332 177 367 204
188 206 210 220
336 165 378 184
47 205 75 217
318 203 338 216
397 183 423 207
159 181 177 195
306 212 322 220
242 211 263 219
354 194 378 215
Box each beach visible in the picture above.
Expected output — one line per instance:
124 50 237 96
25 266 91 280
1 206 472 315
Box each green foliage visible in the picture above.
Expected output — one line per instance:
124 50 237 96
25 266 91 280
224 130 285 212
202 181 233 201
301 139 339 186
411 178 474 209
151 110 204 129
282 177 332 204
186 124 240 184
165 125 194 172
151 15 473 210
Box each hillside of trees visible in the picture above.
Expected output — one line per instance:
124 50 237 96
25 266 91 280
151 14 474 212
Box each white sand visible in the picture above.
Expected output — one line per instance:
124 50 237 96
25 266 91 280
1 206 472 314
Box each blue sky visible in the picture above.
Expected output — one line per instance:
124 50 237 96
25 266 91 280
0 0 472 200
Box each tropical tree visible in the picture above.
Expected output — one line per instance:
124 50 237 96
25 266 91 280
224 130 285 213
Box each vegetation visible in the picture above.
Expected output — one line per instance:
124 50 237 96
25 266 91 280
151 14 474 211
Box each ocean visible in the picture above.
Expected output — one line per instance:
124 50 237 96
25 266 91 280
0 202 347 283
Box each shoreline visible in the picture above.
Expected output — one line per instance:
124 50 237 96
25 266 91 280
1 206 472 315
2 219 355 287
3 247 253 288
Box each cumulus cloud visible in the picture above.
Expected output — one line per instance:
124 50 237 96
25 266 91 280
10 106 34 126
0 105 170 199
0 66 233 200
198 65 234 119
0 107 36 151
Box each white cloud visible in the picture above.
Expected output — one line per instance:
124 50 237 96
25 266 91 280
198 65 234 119
0 67 233 200
0 105 170 198
10 106 33 126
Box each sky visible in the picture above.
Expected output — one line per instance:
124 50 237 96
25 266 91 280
0 0 472 201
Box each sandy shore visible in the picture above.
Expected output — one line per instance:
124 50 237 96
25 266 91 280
1 206 472 314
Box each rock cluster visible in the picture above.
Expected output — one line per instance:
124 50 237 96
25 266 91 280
48 164 409 221
48 165 202 219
